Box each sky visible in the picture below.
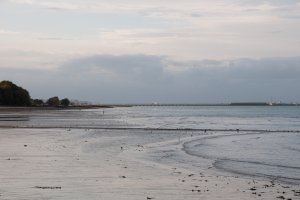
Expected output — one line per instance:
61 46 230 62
0 0 300 103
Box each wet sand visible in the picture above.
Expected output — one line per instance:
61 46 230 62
0 109 299 199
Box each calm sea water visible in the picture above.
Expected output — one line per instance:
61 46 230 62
107 106 300 131
106 106 300 184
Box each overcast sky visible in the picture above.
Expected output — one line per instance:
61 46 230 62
1 0 300 103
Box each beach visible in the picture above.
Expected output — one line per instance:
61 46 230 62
0 107 299 199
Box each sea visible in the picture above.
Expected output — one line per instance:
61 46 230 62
107 105 300 131
105 106 300 184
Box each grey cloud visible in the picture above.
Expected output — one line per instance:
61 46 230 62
237 0 300 6
236 0 300 20
44 6 67 11
281 14 300 19
190 13 202 18
61 54 168 84
167 57 300 87
1 55 300 103
228 57 300 80
38 37 74 41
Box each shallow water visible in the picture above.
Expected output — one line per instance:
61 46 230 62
183 132 300 184
106 106 300 131
1 106 300 184
107 106 300 184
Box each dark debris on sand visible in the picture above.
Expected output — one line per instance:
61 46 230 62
34 186 62 190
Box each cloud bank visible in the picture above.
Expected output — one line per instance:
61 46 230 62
1 55 299 103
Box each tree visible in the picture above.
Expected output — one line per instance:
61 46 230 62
60 98 70 107
47 96 60 106
0 81 31 106
32 99 44 106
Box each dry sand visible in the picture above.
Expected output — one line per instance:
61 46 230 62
0 127 299 200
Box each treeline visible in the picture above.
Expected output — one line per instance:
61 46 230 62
33 96 70 107
0 80 70 107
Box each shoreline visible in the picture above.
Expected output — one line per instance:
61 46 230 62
0 125 299 134
0 108 299 199
1 126 298 185
182 132 300 186
0 127 299 199
0 105 116 111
